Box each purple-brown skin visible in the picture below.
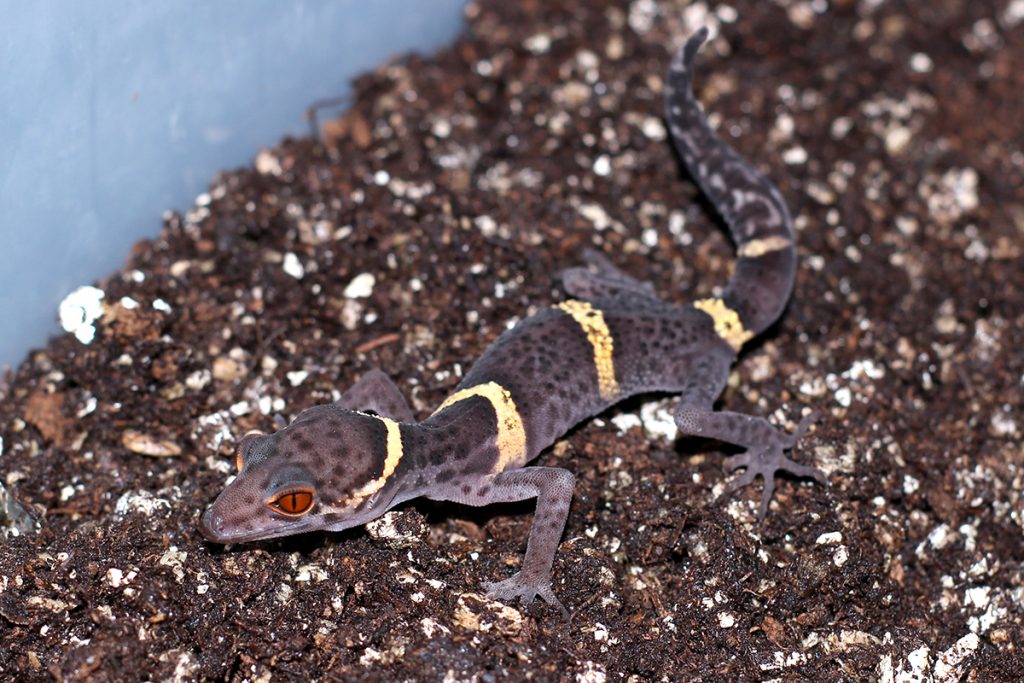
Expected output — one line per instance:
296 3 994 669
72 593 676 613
201 29 826 616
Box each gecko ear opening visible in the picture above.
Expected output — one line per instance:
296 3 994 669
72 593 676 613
235 430 266 472
268 486 316 517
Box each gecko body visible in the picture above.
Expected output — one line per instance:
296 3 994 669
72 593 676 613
200 30 825 613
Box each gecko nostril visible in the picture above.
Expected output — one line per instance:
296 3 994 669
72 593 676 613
199 508 225 542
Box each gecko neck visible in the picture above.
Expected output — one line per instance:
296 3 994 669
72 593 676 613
393 397 508 495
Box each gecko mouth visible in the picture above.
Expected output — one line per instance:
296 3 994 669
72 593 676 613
199 507 319 544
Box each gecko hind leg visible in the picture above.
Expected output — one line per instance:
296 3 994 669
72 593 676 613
335 368 414 422
562 248 661 302
673 349 826 521
719 411 824 519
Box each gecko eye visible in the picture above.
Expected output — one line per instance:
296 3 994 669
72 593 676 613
268 487 316 517
235 430 266 472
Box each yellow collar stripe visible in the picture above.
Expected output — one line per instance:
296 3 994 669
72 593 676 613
349 414 405 500
434 382 527 471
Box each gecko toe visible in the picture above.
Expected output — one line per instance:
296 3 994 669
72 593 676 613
784 460 828 484
723 452 751 473
786 411 820 447
483 573 568 619
723 467 757 494
756 475 777 523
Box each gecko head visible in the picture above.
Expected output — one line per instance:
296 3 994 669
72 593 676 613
200 405 402 544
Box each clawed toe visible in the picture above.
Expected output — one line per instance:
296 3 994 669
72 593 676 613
483 574 568 619
786 460 828 484
787 411 820 446
723 467 757 493
756 476 776 522
723 452 751 473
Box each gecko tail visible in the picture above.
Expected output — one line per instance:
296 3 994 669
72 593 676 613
665 29 797 339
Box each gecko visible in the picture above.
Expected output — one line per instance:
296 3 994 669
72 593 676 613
200 29 826 615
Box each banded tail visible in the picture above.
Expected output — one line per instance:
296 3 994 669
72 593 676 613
665 28 797 339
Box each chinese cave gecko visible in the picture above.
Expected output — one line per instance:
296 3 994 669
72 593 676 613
201 29 826 616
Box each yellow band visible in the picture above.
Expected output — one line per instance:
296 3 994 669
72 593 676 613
434 381 527 471
555 299 619 400
349 414 405 500
738 236 791 258
693 298 753 352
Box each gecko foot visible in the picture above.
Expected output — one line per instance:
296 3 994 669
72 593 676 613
482 572 569 619
562 248 659 302
722 413 826 522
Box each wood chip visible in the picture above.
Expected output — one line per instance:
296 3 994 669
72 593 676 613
122 430 182 457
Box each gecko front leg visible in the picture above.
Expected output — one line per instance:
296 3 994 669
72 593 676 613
431 466 575 616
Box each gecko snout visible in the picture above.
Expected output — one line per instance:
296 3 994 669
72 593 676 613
199 507 228 543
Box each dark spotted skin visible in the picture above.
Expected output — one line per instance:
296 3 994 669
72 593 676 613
444 302 713 458
200 30 825 615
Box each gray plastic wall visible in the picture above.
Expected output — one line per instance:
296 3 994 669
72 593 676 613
0 0 467 368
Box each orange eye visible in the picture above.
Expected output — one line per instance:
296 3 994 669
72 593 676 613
268 488 315 516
